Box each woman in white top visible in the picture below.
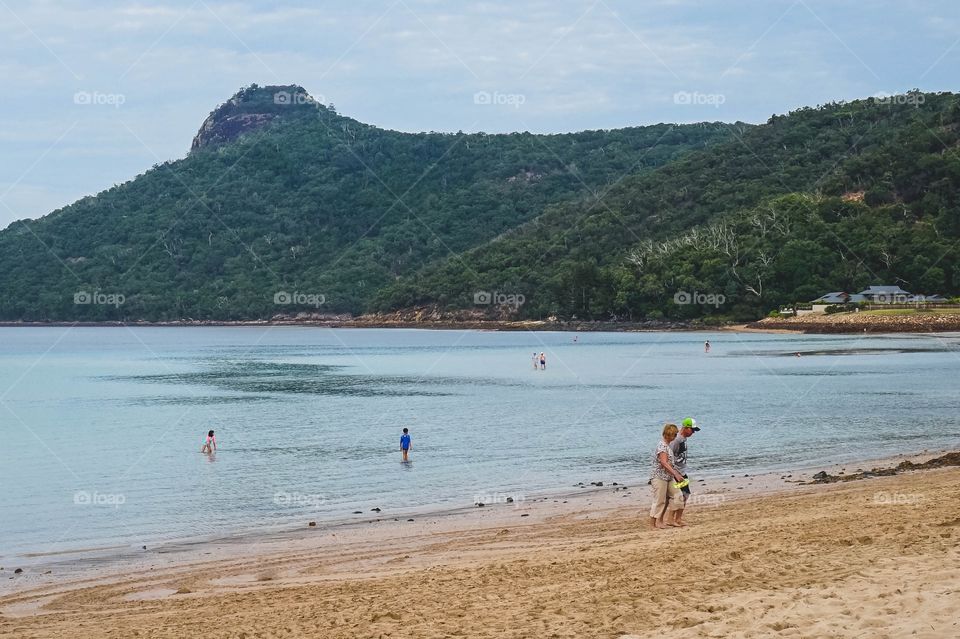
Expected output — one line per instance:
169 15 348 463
649 423 685 530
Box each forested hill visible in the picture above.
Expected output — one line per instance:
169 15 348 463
0 84 733 321
376 90 960 321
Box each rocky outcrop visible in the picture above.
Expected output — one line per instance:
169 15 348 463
805 451 960 484
190 84 322 152
749 310 960 333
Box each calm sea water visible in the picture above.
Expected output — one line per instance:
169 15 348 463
2 327 959 561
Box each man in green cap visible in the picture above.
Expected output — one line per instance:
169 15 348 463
668 417 700 526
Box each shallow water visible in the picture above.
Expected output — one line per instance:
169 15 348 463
2 327 959 561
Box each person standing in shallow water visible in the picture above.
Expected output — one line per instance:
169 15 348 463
539 352 546 370
201 430 216 454
400 428 412 462
532 351 539 370
704 340 711 353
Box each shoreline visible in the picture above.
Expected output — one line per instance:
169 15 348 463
2 317 959 334
3 451 959 638
0 319 701 332
2 446 955 599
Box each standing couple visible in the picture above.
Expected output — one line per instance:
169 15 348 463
532 352 546 370
649 418 699 530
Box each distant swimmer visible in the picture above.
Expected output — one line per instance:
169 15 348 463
400 427 412 462
539 352 546 370
201 429 216 454
704 340 711 353
573 334 578 343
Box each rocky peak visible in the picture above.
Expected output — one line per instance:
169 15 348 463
190 84 324 152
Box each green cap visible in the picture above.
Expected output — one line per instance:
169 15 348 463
681 417 700 431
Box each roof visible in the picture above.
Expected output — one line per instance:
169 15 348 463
811 292 866 304
858 285 911 295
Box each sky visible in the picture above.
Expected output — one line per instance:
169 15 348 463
0 0 958 228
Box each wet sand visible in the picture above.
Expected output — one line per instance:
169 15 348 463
2 451 958 638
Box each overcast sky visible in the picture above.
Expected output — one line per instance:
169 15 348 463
1 0 958 228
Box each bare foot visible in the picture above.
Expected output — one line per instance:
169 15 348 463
674 521 688 527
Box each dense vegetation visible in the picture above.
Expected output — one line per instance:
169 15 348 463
0 85 732 321
377 90 960 321
3 86 959 323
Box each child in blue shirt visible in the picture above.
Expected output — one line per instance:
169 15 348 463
400 428 412 462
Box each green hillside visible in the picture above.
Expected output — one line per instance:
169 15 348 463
376 91 960 321
0 84 732 321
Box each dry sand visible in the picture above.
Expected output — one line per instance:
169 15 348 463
2 459 959 639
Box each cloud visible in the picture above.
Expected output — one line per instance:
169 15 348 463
0 0 958 226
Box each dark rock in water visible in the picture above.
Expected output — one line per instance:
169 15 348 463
813 471 829 480
506 497 514 503
476 502 485 507
612 482 619 486
308 521 316 527
14 568 22 574
352 511 362 514
521 514 530 517
142 546 147 550
371 507 381 512
407 518 414 522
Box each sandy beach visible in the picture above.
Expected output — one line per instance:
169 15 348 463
2 453 958 639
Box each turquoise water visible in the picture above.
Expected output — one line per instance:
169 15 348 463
2 327 959 561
